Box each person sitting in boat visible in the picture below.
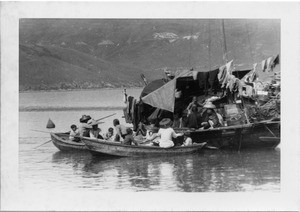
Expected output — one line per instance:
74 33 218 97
88 119 104 139
181 131 193 146
200 102 223 129
136 122 146 137
122 127 138 146
180 110 188 128
79 115 92 137
113 119 128 141
187 96 201 115
186 105 201 129
145 118 183 148
172 113 181 128
104 127 115 141
69 124 80 142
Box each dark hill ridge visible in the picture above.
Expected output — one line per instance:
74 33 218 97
19 19 280 91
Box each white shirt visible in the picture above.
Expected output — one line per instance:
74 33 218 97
69 129 79 140
182 137 193 146
157 128 180 141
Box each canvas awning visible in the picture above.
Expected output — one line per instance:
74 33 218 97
141 70 191 112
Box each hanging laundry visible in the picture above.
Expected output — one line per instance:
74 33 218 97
208 68 219 88
127 96 134 122
274 54 279 66
261 59 267 72
227 75 237 92
250 63 258 82
271 54 279 70
225 60 233 75
218 65 226 82
131 98 136 125
266 56 273 71
197 72 209 90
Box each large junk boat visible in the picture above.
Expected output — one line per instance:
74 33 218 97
122 20 280 150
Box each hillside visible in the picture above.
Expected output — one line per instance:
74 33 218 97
19 19 280 91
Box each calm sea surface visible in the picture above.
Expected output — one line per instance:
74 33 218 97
19 88 280 192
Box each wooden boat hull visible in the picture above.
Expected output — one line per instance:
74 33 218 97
176 121 280 150
50 132 87 152
81 137 207 157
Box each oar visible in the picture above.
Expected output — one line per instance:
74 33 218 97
31 129 70 134
96 113 116 122
31 129 51 134
34 139 52 149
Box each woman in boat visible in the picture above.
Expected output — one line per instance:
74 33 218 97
200 102 223 129
88 119 104 139
186 105 201 129
78 115 92 137
145 118 183 148
186 96 201 115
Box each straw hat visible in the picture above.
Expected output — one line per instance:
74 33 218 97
80 115 91 122
159 118 172 128
203 102 216 109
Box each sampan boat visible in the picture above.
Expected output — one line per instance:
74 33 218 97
81 137 207 157
50 132 87 152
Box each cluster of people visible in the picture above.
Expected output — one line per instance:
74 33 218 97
69 115 115 142
173 97 224 130
68 114 194 148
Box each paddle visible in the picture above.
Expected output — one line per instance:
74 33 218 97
96 113 116 122
34 139 52 149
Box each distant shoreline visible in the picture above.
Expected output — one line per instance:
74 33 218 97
19 86 144 93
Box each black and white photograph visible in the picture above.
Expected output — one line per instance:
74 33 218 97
1 2 300 211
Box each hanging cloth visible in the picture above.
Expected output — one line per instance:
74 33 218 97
272 54 280 68
197 72 209 90
261 59 267 72
218 65 227 82
208 68 219 88
266 56 273 71
192 71 199 80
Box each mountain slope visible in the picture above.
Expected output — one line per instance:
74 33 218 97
19 19 280 91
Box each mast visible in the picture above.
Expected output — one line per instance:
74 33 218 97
221 19 228 63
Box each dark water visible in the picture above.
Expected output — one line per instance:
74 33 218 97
19 89 280 192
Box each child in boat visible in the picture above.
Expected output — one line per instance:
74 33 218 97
105 127 115 141
122 128 138 146
69 124 80 142
113 119 127 141
181 132 193 146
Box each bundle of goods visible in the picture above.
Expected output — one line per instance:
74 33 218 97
224 104 247 126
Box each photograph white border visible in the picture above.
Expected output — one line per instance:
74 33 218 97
1 1 300 211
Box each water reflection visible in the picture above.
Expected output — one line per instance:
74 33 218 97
76 150 280 192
